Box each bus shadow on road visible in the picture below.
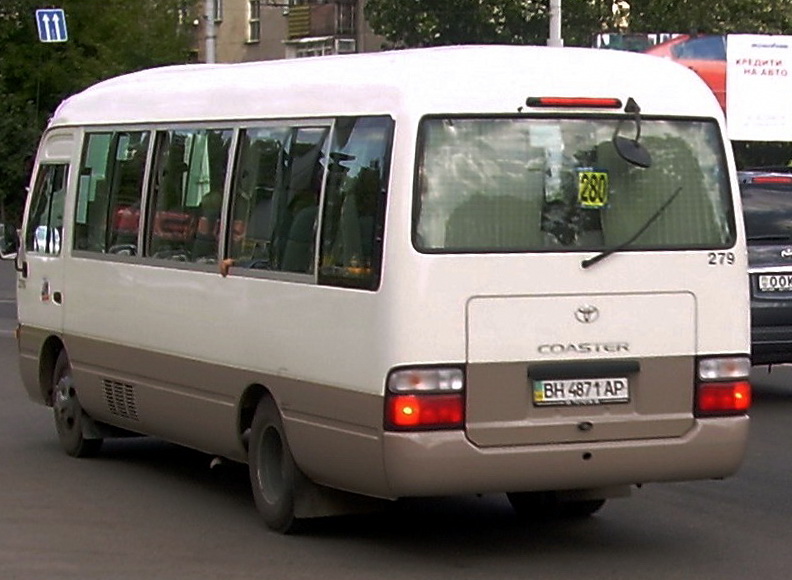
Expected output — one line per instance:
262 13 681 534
750 365 792 403
90 436 678 552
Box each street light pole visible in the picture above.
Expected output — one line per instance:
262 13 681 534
548 0 563 47
205 0 217 64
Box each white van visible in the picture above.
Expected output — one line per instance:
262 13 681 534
8 45 751 532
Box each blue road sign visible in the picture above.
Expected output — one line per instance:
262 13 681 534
36 9 68 43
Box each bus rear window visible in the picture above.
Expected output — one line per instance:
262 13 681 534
414 117 735 253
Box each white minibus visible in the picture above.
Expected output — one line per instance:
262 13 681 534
5 45 752 533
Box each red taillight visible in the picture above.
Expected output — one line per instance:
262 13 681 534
696 381 751 416
526 96 623 109
751 175 792 185
385 394 464 430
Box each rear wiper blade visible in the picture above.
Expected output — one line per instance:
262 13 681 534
582 186 683 269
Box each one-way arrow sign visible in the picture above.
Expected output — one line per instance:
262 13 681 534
36 9 68 43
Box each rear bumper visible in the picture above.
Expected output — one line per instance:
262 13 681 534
382 416 749 497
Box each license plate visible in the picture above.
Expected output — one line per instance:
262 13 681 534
758 274 792 293
533 377 630 406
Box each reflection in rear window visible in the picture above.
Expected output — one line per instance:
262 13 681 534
414 116 735 253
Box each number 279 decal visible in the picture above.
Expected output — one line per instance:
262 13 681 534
708 251 736 265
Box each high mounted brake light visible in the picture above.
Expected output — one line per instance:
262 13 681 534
525 97 623 109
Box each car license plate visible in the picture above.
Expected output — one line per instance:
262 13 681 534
533 377 630 406
758 274 792 293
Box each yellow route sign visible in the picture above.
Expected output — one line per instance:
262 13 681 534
578 170 609 208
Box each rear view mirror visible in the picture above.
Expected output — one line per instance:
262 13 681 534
612 97 652 169
613 135 652 169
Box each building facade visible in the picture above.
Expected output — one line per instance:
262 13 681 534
196 0 384 63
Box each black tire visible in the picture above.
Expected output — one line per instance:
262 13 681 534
248 397 306 533
52 350 102 458
507 491 605 520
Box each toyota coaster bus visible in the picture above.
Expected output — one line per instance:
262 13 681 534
3 45 751 532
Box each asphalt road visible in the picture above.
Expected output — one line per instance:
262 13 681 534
2 258 792 579
0 260 16 338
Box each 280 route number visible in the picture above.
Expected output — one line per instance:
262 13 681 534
578 170 609 208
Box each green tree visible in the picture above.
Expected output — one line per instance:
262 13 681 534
0 78 38 225
364 0 625 49
0 0 198 224
627 0 792 35
364 0 792 48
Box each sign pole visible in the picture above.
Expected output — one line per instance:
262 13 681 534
548 0 563 47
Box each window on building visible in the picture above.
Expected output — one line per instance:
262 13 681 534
248 0 260 43
336 2 355 36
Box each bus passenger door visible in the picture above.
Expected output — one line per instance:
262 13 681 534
17 162 69 338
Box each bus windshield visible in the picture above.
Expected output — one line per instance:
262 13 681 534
414 116 735 253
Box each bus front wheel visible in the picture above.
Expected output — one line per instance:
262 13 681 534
248 397 306 533
52 350 103 458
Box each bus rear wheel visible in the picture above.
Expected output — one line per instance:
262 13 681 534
52 350 102 458
248 397 306 533
507 491 606 520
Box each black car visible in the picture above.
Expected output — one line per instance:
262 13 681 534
739 168 792 365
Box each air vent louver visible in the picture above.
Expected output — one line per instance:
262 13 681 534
102 379 139 421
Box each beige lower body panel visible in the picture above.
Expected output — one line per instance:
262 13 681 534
17 326 52 404
382 416 749 497
16 325 391 498
18 325 750 502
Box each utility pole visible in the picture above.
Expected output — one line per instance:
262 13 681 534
548 0 563 47
205 0 217 64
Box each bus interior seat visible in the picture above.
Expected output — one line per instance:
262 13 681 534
281 205 318 273
597 137 716 247
443 170 544 250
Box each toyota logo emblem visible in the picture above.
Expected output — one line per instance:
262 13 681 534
575 305 599 323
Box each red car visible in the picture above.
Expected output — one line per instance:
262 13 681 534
644 35 727 110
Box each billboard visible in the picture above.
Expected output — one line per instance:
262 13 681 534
727 34 792 141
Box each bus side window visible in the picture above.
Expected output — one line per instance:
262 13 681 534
146 128 232 263
274 126 329 273
74 133 111 252
228 128 289 269
26 163 68 255
228 124 329 275
319 116 393 289
74 132 150 255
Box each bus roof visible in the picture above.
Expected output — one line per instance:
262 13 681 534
50 45 721 127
